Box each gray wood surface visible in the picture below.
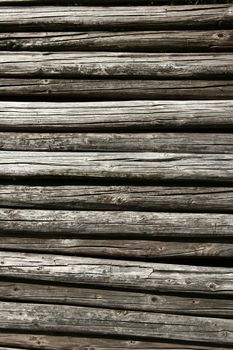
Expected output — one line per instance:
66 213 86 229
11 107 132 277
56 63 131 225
0 334 230 350
1 185 233 212
0 281 232 317
0 31 232 52
0 101 232 131
0 252 232 294
0 5 232 31
1 52 233 78
0 209 233 238
0 302 232 344
0 0 233 345
0 0 227 4
0 132 232 153
0 151 233 182
0 79 232 99
0 237 232 259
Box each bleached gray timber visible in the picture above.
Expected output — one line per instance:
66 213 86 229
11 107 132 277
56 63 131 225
0 0 227 4
0 151 233 182
0 5 232 31
0 333 230 350
0 281 232 317
0 52 233 78
0 31 232 52
0 252 232 294
0 237 232 259
0 302 232 344
0 101 233 131
0 209 233 238
0 132 232 153
0 79 232 99
1 185 233 212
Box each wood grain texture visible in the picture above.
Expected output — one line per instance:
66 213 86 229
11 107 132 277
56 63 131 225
0 5 232 31
0 31 232 52
0 334 231 350
0 151 233 182
0 209 233 238
0 302 232 344
1 185 233 213
0 132 232 153
0 0 166 4
0 281 233 317
0 0 228 4
0 252 232 294
0 79 233 100
0 237 233 259
1 52 233 78
1 101 233 132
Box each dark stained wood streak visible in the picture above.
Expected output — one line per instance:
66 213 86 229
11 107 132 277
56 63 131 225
0 52 233 79
0 334 231 350
0 31 232 52
0 302 232 344
0 5 232 31
0 132 232 153
0 252 232 294
0 151 233 182
0 101 233 132
0 209 233 238
0 79 232 100
0 281 233 317
1 185 233 213
0 237 233 259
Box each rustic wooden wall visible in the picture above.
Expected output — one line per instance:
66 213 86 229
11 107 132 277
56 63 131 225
0 0 233 349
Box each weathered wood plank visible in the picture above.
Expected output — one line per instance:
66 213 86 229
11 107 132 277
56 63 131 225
0 5 232 31
0 0 164 4
0 132 232 153
0 334 230 350
1 52 233 78
0 31 232 52
0 0 175 4
0 79 233 100
0 252 232 294
1 237 233 259
0 302 232 344
0 348 29 350
0 151 233 182
0 0 228 4
0 281 233 317
0 209 232 238
1 185 233 213
0 101 233 132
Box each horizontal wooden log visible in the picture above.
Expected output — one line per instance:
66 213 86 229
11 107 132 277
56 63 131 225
0 0 162 4
1 209 233 238
0 132 232 153
0 101 233 131
1 185 233 213
0 0 175 4
0 5 232 31
0 302 232 344
0 151 233 182
0 0 228 4
0 334 231 350
0 31 232 52
1 52 233 78
0 237 233 259
0 79 233 100
0 252 232 294
0 281 233 317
